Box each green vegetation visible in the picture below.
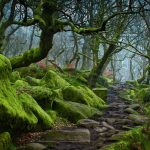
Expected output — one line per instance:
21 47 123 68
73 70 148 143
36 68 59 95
0 55 106 137
1 0 150 149
104 127 150 150
0 55 53 132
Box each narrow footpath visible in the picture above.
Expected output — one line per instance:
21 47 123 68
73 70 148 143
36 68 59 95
17 84 146 150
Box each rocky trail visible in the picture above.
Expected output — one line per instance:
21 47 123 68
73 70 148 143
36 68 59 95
16 84 147 150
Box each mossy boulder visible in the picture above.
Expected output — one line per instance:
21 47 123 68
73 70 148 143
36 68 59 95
25 76 41 86
126 80 139 87
62 86 106 109
53 99 102 123
15 64 46 79
119 89 136 102
92 88 108 101
0 55 53 132
41 70 70 89
15 85 53 109
46 110 57 122
104 127 150 150
136 88 150 103
0 132 13 150
97 76 112 87
13 80 29 89
10 71 21 83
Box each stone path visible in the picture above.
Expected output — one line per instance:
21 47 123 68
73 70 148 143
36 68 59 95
17 84 147 150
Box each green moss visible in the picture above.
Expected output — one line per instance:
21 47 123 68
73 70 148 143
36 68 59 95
15 64 46 79
10 71 21 83
41 70 70 89
104 141 130 150
104 128 150 150
119 89 136 102
92 88 108 101
61 70 88 86
10 48 40 69
53 99 102 123
0 132 12 150
13 80 29 89
126 80 139 87
25 76 41 86
15 85 53 109
136 88 150 103
62 86 106 109
46 110 57 121
18 93 53 130
0 55 53 132
97 76 113 87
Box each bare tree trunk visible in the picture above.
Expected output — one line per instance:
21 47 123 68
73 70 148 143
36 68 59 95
146 59 150 84
111 55 116 82
28 25 35 49
129 54 135 80
81 36 92 70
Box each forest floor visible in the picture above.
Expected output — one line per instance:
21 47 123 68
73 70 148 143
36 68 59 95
15 84 146 150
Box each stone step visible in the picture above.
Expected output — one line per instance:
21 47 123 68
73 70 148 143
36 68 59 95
39 129 91 144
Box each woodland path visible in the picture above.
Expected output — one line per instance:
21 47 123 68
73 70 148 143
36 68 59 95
16 84 145 150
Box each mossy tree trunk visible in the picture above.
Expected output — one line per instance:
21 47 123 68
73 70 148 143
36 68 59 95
88 44 116 87
81 37 92 70
10 3 57 69
90 35 100 69
0 0 16 51
88 12 130 87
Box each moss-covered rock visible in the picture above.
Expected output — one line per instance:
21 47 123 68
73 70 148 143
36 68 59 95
119 89 136 102
62 86 106 109
10 71 21 83
126 80 139 87
15 64 47 79
97 76 113 87
13 80 29 89
0 132 13 150
46 110 57 122
92 88 108 101
136 88 150 103
41 70 70 89
128 114 148 125
18 93 53 130
15 85 53 109
53 99 102 123
25 76 41 86
0 55 53 132
104 127 150 150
